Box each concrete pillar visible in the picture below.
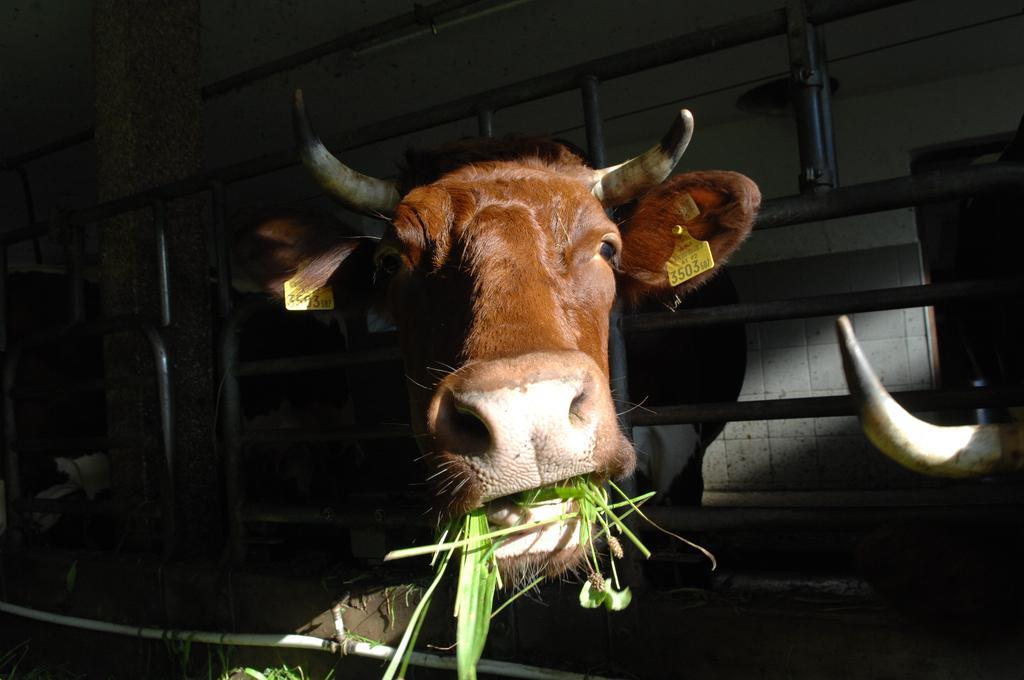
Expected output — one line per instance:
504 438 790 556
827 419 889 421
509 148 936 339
94 0 220 556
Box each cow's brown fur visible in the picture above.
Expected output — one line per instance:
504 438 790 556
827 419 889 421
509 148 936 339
234 136 760 530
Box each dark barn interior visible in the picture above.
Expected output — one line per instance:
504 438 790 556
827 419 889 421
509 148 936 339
1 1 1023 678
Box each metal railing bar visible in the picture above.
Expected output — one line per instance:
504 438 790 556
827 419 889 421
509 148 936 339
242 502 1024 531
625 276 1024 333
756 162 1024 229
0 0 913 245
241 424 413 445
14 498 158 518
235 346 402 377
10 436 149 453
201 0 491 99
152 200 172 327
242 504 429 528
641 504 1024 532
210 182 233 319
10 377 145 399
630 385 1024 426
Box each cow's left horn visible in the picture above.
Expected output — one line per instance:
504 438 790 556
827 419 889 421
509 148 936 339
590 109 694 206
837 315 1024 477
293 89 401 217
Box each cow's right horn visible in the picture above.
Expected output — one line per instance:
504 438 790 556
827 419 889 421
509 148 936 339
590 108 694 206
837 315 1024 477
293 89 401 218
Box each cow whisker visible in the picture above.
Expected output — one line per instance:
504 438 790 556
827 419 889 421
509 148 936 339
405 374 432 391
615 395 655 416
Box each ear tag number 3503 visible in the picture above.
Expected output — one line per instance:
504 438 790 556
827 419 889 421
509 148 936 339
665 225 714 287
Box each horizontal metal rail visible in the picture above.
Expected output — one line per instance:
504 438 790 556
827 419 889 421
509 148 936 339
0 0 912 244
642 504 1024 532
626 276 1024 332
242 501 1024 531
235 346 402 377
242 425 413 445
757 163 1024 228
14 498 157 518
631 385 1024 426
10 376 146 400
243 504 428 528
10 436 149 453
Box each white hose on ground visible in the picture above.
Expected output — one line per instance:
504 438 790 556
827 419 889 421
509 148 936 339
0 600 620 680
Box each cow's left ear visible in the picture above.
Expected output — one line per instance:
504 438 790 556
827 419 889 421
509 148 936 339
616 170 760 305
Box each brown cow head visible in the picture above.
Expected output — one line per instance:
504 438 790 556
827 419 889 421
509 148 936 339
234 90 760 576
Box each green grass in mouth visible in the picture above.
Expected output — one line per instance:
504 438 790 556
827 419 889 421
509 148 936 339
380 477 708 680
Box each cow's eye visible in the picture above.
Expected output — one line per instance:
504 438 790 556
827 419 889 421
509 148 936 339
599 239 618 263
374 246 404 279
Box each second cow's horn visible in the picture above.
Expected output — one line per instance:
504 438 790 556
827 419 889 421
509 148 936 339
590 109 694 206
293 89 401 217
837 315 1024 477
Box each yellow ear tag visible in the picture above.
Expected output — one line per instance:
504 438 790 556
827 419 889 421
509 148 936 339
666 225 714 287
284 278 335 311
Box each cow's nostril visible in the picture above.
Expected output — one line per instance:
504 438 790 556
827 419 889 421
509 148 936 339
438 400 491 457
569 390 588 423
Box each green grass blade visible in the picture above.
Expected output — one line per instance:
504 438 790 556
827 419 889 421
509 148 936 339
382 545 456 680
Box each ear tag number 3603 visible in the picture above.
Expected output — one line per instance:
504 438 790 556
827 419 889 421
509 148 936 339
284 278 335 311
665 225 714 287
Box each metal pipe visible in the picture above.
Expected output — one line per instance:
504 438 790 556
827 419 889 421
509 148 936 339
10 436 148 453
629 385 1024 426
14 498 157 517
0 0 915 241
60 213 85 325
786 1 836 192
0 245 7 352
756 162 1024 229
0 600 617 680
210 183 233 319
152 199 172 327
641 504 1024 532
625 277 1024 332
14 166 42 263
218 301 257 561
235 346 402 377
580 76 606 168
201 0 494 99
243 504 429 528
477 108 495 138
2 341 26 541
242 424 412 445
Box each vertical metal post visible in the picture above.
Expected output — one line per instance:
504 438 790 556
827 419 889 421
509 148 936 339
2 343 23 549
141 324 177 559
581 76 636 500
219 303 252 561
152 199 172 327
580 75 606 168
15 166 43 265
477 109 495 138
62 214 85 325
211 182 233 319
786 0 837 193
815 28 839 186
0 245 7 353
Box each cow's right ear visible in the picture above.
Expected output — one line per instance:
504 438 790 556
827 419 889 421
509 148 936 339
231 207 376 305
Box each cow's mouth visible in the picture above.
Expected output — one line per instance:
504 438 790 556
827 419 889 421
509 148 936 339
484 489 585 576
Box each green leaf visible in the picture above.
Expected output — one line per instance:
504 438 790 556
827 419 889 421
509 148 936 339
578 580 606 609
243 669 268 680
604 586 632 611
